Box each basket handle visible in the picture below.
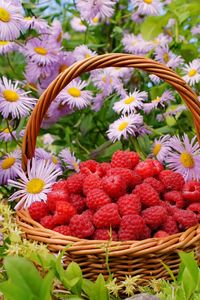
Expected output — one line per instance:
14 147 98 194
22 53 200 169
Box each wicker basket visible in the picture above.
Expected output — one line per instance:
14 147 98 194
17 53 200 282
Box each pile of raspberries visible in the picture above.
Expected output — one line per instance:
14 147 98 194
28 150 200 241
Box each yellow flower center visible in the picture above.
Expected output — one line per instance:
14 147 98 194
68 87 81 97
73 162 79 170
144 0 152 4
24 17 32 20
52 156 58 164
102 76 113 84
118 121 129 131
59 64 68 73
188 69 197 77
152 96 160 102
0 41 9 46
1 157 16 170
3 90 19 102
3 128 12 133
26 178 45 194
85 53 91 58
163 53 169 63
153 143 161 156
34 47 48 55
92 17 99 23
0 7 11 22
124 96 135 104
180 152 194 168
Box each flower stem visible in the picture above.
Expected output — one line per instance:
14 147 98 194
130 137 146 160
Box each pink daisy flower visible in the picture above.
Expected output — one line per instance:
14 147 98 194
35 148 62 172
122 33 152 55
166 134 200 181
151 135 171 162
0 0 24 41
155 45 184 69
192 24 200 35
73 45 96 61
182 59 200 86
59 148 80 172
70 16 87 32
0 40 18 54
0 76 37 119
143 90 175 114
76 0 115 21
22 16 49 34
134 0 162 16
0 150 21 185
150 33 172 49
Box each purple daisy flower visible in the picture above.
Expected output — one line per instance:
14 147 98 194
92 92 106 112
43 134 55 145
48 19 63 46
182 59 200 86
0 150 21 185
0 0 24 41
70 16 87 32
192 24 200 35
143 90 175 114
149 74 162 84
22 16 49 34
35 148 62 172
122 33 152 55
151 135 171 162
59 148 80 172
134 0 162 16
73 45 96 61
150 33 172 49
155 45 184 69
166 134 200 181
0 40 18 54
131 11 146 23
0 126 16 142
0 76 37 119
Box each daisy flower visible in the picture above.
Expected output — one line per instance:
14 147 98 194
0 40 18 54
8 158 62 210
90 14 100 25
0 150 21 185
0 0 24 41
143 90 175 114
151 135 171 162
73 45 96 61
165 134 200 181
107 114 143 142
155 45 184 69
122 33 152 55
131 11 145 23
0 126 16 142
0 77 37 119
43 134 55 145
134 0 162 16
76 0 115 22
22 16 49 34
35 148 62 172
149 74 162 84
182 59 200 86
70 16 87 32
56 79 93 110
113 90 148 114
23 37 60 66
49 19 63 46
191 24 200 35
151 33 172 49
92 92 106 111
59 148 80 172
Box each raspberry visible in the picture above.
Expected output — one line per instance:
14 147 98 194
140 225 151 240
164 191 184 208
102 174 126 198
86 188 111 210
135 161 155 179
117 194 141 216
93 229 118 241
107 168 142 189
159 170 185 191
83 174 102 195
53 225 71 236
66 173 85 194
161 216 179 235
93 203 121 228
187 203 200 221
79 160 104 177
142 206 167 230
100 162 111 175
143 177 165 194
40 215 55 229
146 159 164 175
134 183 160 207
182 181 200 202
69 214 95 238
118 214 146 240
47 189 69 212
53 201 76 225
173 209 198 230
111 150 139 169
28 201 49 222
69 194 86 213
154 231 169 238
81 209 94 220
52 180 68 191
159 201 175 216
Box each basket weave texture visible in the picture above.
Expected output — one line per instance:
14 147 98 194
17 53 200 282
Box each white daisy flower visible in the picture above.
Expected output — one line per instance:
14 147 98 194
107 114 143 142
56 79 93 109
70 16 87 32
113 90 148 114
73 45 96 61
182 59 200 86
0 76 37 119
8 158 62 210
134 0 162 16
0 150 21 185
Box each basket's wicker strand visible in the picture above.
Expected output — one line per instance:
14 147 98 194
21 53 200 167
17 53 200 283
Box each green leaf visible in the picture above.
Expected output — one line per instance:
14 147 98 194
39 271 54 300
141 15 170 40
90 274 108 300
64 262 83 295
82 279 95 297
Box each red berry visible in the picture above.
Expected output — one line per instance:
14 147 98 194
164 191 185 208
140 225 151 240
93 203 121 228
86 188 111 211
53 225 71 236
143 177 165 194
118 214 146 241
173 209 198 230
28 201 48 222
93 229 118 241
182 181 200 202
69 194 86 214
52 180 68 191
142 206 167 230
117 194 141 216
66 173 85 194
159 170 185 191
135 161 155 179
40 215 55 229
83 174 102 195
69 214 95 238
107 168 142 189
111 150 139 169
146 159 164 175
154 231 169 238
134 183 160 207
81 209 94 220
79 160 104 177
102 174 126 198
161 216 179 235
187 203 200 221
100 162 111 175
47 189 69 212
53 201 76 225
